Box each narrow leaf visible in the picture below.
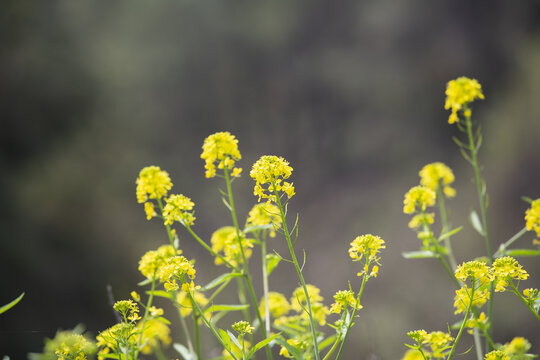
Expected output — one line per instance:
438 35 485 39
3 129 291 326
470 210 484 236
221 197 232 211
219 329 230 347
0 292 25 315
318 334 337 351
173 343 194 360
227 330 242 350
266 254 281 275
146 290 173 300
137 278 153 286
402 250 437 259
438 226 462 241
244 224 274 233
502 249 540 257
247 333 280 358
204 304 250 313
201 272 242 292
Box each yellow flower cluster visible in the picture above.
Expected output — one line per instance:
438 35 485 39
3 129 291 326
113 300 141 322
200 132 242 178
259 292 291 318
52 332 96 360
222 340 251 360
137 318 171 354
290 285 329 326
484 350 509 360
232 320 255 335
444 76 484 124
501 337 531 356
162 194 195 226
246 203 282 237
349 234 386 262
406 330 454 359
250 155 295 202
403 186 436 214
454 260 491 286
453 285 490 314
525 198 540 237
96 323 137 360
408 212 435 229
419 162 456 198
158 256 197 291
329 290 361 314
210 226 254 267
138 245 180 279
401 349 424 360
177 290 209 317
491 256 529 292
136 166 173 203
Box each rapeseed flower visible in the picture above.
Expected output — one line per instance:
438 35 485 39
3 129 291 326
113 300 141 322
259 291 290 318
329 290 361 314
158 256 197 291
45 331 96 360
250 155 295 202
96 323 138 360
210 226 254 267
455 260 491 286
177 290 209 317
419 162 456 198
201 132 242 178
525 198 540 237
349 234 386 263
138 245 180 279
444 76 484 124
484 350 509 360
408 213 435 229
136 166 173 203
502 337 531 356
232 320 255 335
453 285 490 314
138 318 171 354
290 285 329 326
162 194 195 226
490 256 529 292
403 186 436 214
246 203 282 237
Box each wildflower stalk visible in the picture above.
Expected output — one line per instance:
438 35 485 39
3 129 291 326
436 187 457 270
156 197 176 248
446 281 476 360
273 183 321 360
260 232 272 336
224 168 273 360
463 110 495 351
494 226 528 257
135 278 156 357
178 308 196 359
510 282 540 322
334 270 369 360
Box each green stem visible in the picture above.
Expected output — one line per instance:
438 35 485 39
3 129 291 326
437 187 458 270
473 329 483 360
184 224 238 270
494 227 528 258
188 291 241 360
446 281 475 360
156 197 175 248
224 168 272 360
273 184 321 360
335 270 369 360
510 282 540 322
464 111 494 351
322 337 341 360
261 234 272 337
178 309 196 359
136 278 156 356
193 310 202 360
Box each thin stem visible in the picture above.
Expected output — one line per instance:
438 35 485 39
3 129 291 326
193 310 202 360
136 278 156 356
184 225 238 270
261 234 272 337
334 270 369 360
510 282 540 322
273 184 321 360
437 187 458 270
473 329 483 360
224 168 273 360
494 227 528 258
205 276 234 306
446 282 475 360
178 310 196 359
156 197 175 248
322 337 341 360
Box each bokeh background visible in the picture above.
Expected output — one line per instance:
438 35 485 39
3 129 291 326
2 0 540 358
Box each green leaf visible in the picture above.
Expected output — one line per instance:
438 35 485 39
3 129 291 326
201 272 242 292
501 249 540 257
155 316 171 325
219 329 230 347
173 343 194 360
470 210 484 236
247 333 281 358
137 278 153 286
402 250 437 259
227 330 242 350
221 197 232 211
0 292 24 315
275 337 304 360
522 196 534 205
318 334 337 351
266 254 281 275
438 226 462 241
204 304 250 314
244 224 274 233
533 298 540 314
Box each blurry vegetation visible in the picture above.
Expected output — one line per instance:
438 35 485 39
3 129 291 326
1 0 540 358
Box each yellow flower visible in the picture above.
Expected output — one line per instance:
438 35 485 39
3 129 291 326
453 285 489 314
484 350 509 360
490 256 529 292
259 292 290 318
201 132 242 178
232 320 255 335
525 199 540 237
250 155 295 202
246 203 282 237
419 162 456 198
177 290 209 317
408 213 435 229
138 245 180 279
222 340 251 360
348 234 386 263
426 331 454 358
158 256 197 291
403 186 436 214
113 300 140 322
144 202 157 220
444 76 484 124
455 260 491 286
96 323 137 360
130 291 140 302
162 194 195 226
407 329 428 344
210 226 254 267
138 319 171 354
401 349 424 360
502 337 531 355
136 166 172 203
290 285 329 325
46 331 96 360
329 290 361 314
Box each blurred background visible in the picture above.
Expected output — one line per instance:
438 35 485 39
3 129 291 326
1 0 540 358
